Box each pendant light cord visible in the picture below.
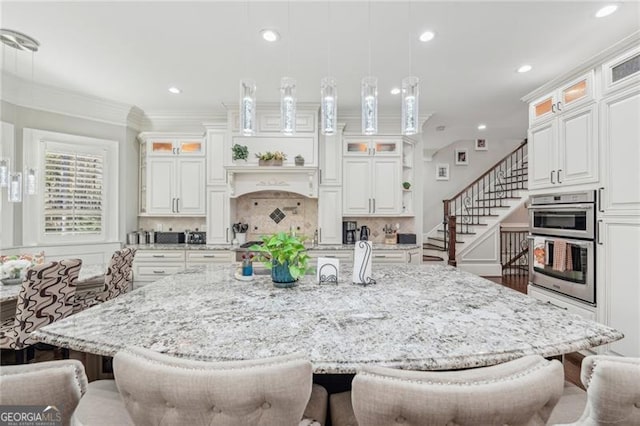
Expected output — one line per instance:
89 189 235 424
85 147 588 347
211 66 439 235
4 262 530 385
327 1 331 76
368 1 372 76
287 1 291 76
245 1 250 77
408 1 412 76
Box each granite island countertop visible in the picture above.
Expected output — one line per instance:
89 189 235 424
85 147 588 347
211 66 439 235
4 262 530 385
129 243 420 251
33 264 622 374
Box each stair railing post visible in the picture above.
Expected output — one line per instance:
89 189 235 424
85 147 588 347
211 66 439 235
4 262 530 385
443 200 449 249
448 215 457 267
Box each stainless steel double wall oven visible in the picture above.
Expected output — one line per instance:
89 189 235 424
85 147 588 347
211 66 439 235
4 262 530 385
528 191 597 305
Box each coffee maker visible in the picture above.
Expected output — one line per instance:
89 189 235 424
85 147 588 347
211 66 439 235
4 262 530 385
343 221 357 244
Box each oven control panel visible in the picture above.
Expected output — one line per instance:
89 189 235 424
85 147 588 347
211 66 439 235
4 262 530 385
530 190 595 205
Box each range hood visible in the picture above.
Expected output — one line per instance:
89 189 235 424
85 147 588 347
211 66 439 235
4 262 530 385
227 166 319 198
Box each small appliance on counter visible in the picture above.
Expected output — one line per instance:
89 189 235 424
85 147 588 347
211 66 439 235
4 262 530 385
155 232 186 244
397 233 416 244
343 221 357 244
360 225 370 241
187 231 206 244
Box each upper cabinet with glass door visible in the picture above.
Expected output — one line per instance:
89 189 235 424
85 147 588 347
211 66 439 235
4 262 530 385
146 135 205 157
529 71 595 125
343 136 401 157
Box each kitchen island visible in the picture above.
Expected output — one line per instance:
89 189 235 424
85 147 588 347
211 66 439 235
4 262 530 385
33 264 622 374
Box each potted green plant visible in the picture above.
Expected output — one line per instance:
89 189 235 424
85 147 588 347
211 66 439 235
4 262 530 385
294 154 305 166
250 232 310 288
256 151 287 166
231 144 249 161
402 181 411 190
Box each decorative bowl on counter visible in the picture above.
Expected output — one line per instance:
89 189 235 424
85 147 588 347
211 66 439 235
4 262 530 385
1 277 22 286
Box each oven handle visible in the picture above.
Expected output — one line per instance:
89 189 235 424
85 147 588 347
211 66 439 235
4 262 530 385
526 235 593 248
527 204 594 210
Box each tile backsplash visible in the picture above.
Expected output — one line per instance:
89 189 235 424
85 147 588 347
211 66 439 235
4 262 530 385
343 217 415 243
234 191 318 241
137 217 205 233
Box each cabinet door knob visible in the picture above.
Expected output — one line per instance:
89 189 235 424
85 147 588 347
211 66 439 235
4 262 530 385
550 170 555 184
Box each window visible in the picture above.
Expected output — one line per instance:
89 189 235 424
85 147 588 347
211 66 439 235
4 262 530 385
44 150 104 234
22 128 119 246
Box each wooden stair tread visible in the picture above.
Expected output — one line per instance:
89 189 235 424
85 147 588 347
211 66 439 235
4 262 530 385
423 255 445 262
423 243 446 251
437 230 476 235
429 236 464 244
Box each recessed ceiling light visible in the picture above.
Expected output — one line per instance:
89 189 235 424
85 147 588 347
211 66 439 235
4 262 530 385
390 87 401 95
595 5 618 18
168 87 181 94
477 124 487 130
418 31 435 42
517 64 533 73
260 29 280 42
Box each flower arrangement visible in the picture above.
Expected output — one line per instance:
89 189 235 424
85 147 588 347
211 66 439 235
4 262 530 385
255 151 287 161
1 258 33 279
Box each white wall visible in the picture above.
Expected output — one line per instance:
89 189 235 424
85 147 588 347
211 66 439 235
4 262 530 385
0 100 138 247
422 138 523 234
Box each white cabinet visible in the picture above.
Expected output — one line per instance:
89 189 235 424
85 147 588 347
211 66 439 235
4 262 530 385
343 136 404 216
132 250 185 287
207 188 231 244
139 133 206 216
602 45 640 95
597 81 640 357
147 137 205 156
145 157 205 216
371 250 406 264
186 250 234 266
318 187 342 244
597 218 640 357
319 129 343 185
529 71 595 125
406 248 422 264
206 126 228 185
528 103 598 190
599 86 640 215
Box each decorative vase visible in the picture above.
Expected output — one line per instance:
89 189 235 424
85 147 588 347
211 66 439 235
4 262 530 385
258 159 283 167
295 158 304 166
271 261 296 288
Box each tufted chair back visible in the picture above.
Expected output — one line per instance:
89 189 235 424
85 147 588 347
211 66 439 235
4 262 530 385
0 359 88 426
113 347 313 426
351 355 564 426
562 355 640 426
3 259 82 349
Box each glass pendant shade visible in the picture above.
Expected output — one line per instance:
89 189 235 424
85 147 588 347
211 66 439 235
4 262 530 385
8 172 22 203
361 76 378 135
0 158 9 187
401 76 420 135
25 167 37 195
320 77 337 135
239 79 256 136
280 77 297 135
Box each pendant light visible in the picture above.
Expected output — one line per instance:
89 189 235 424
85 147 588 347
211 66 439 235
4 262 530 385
320 2 337 135
240 79 256 136
281 2 296 134
402 3 419 135
0 29 39 201
361 2 378 135
239 2 256 136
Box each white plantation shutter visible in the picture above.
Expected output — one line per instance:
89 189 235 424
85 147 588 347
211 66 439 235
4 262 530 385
44 150 104 234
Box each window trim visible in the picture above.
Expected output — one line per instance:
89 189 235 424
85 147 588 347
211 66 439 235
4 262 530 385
22 128 119 246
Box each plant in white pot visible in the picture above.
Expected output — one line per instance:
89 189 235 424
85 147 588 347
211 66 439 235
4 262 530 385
250 232 310 288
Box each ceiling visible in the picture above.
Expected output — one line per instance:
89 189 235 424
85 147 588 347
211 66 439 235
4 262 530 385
1 1 639 149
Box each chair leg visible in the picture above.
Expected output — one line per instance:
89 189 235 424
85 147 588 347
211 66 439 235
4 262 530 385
61 347 69 359
26 346 35 362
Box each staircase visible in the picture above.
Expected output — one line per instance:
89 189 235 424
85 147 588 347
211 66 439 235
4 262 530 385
423 140 528 264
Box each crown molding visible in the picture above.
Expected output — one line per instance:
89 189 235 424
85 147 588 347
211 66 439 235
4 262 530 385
1 71 136 127
140 110 227 132
522 30 640 103
339 110 434 135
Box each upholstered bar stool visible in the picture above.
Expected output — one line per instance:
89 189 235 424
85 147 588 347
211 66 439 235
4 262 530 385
73 247 137 312
0 359 88 426
76 347 328 426
549 355 640 425
0 259 82 363
330 355 564 426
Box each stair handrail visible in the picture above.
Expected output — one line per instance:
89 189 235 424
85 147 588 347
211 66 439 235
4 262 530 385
442 139 528 256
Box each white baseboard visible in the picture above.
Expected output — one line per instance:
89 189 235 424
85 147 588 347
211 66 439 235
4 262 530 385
458 263 502 276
